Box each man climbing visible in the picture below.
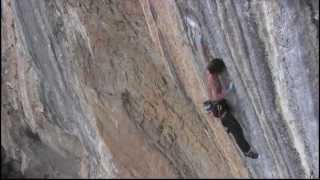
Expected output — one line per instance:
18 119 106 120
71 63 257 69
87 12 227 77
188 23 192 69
204 58 259 159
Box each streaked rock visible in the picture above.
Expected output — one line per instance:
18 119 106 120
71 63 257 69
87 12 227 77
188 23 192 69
1 0 318 178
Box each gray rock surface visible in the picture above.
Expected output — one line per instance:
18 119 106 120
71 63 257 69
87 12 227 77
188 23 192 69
175 0 319 178
1 0 318 178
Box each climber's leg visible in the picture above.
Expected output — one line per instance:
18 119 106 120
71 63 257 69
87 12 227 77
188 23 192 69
221 113 258 159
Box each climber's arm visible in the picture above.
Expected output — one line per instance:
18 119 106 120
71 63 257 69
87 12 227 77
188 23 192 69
215 85 228 100
210 74 228 101
207 72 214 100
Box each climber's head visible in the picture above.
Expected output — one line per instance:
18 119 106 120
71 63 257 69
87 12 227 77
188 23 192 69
207 58 226 75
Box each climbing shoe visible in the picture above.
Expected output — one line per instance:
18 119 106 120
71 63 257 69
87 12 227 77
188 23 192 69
245 149 259 159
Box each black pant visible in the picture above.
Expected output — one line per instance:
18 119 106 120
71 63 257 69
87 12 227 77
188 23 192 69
221 112 251 153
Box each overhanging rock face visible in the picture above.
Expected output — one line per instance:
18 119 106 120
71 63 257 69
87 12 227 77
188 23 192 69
1 0 318 178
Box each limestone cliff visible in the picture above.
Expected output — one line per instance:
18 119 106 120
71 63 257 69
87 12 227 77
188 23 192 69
1 0 318 178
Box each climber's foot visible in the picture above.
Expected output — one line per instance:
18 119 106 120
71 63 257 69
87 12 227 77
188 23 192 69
244 149 259 159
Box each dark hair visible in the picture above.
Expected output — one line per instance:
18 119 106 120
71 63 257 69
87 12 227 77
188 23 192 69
207 58 226 74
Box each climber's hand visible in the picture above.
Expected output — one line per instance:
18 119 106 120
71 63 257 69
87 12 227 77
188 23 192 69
203 100 213 113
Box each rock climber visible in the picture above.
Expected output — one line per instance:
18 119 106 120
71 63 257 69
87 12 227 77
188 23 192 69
203 58 259 159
